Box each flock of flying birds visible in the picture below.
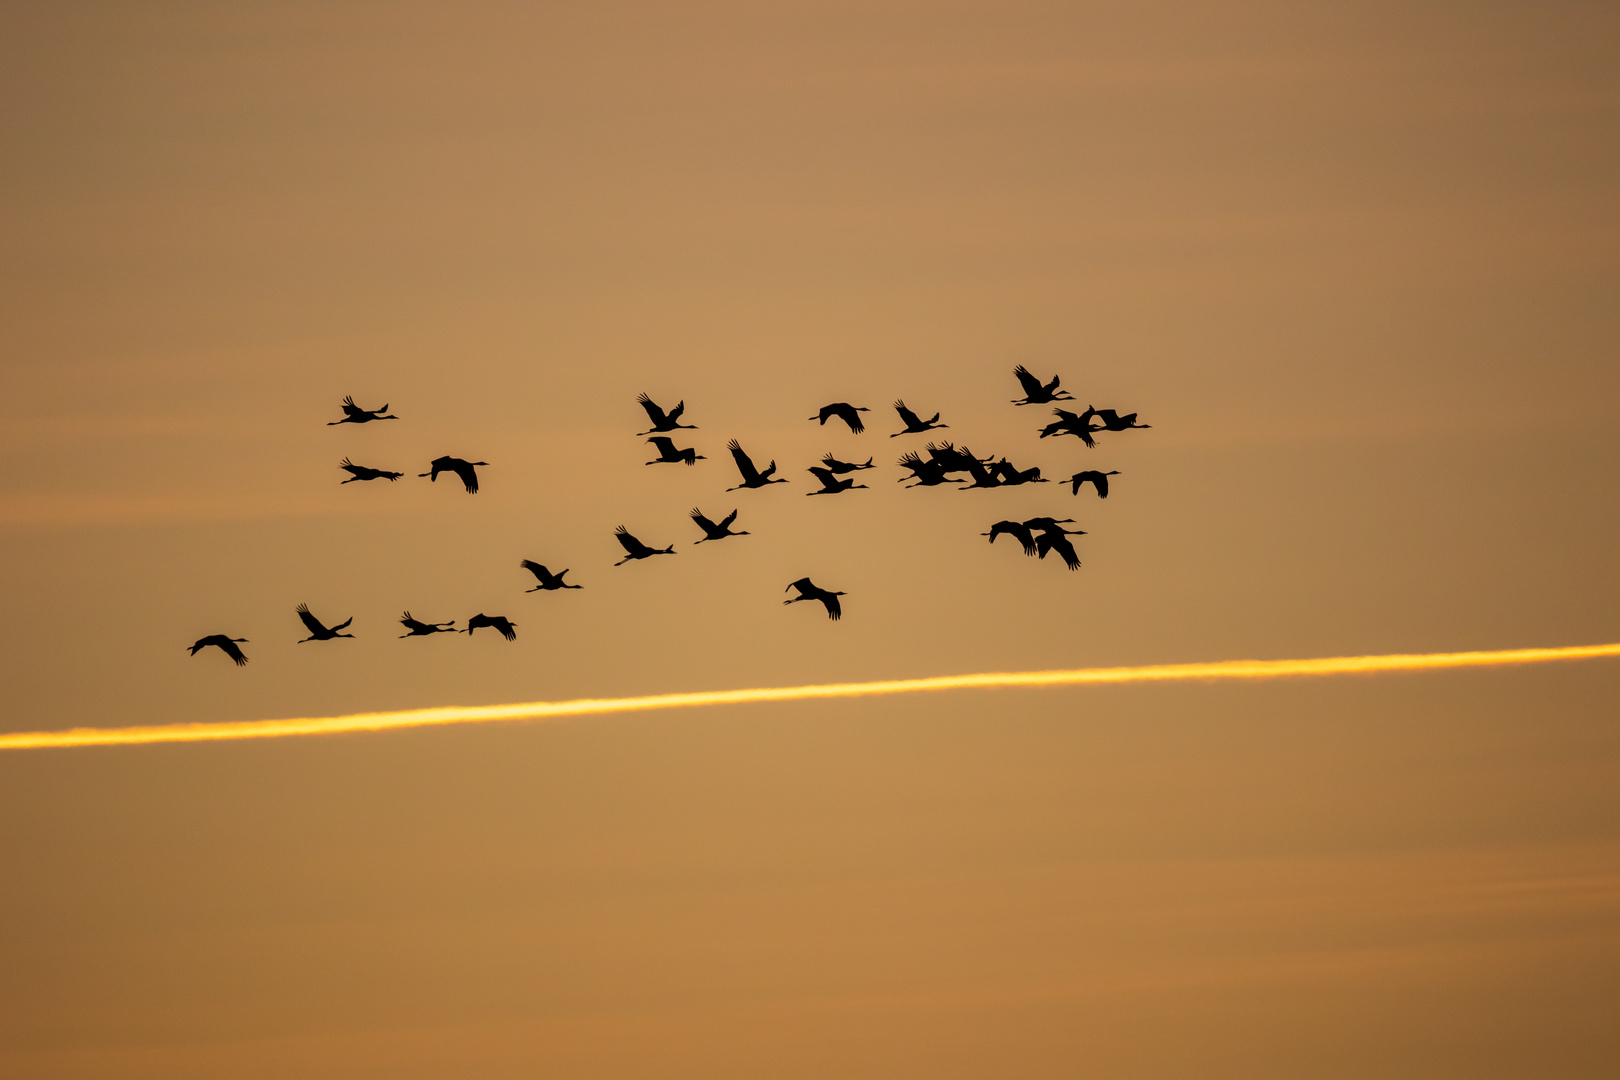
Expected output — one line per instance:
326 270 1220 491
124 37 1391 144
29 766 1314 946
187 367 1149 666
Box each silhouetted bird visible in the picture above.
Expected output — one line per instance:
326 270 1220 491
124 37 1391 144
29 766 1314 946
784 577 845 620
1011 365 1074 405
957 451 1003 490
806 466 868 495
1039 407 1101 448
982 520 1037 556
897 452 965 488
1029 520 1086 571
464 613 517 641
820 453 875 473
1021 516 1076 533
520 561 582 591
636 394 696 435
419 456 486 494
690 507 748 543
399 612 457 636
991 460 1048 486
645 436 704 466
296 604 354 642
188 634 249 666
925 441 987 474
327 396 397 425
890 400 948 436
338 458 403 483
809 402 870 433
1091 407 1150 431
725 440 788 491
614 526 676 565
1070 469 1120 497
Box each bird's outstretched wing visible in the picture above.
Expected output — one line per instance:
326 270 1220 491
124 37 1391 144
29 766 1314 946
637 393 666 426
893 400 921 427
648 436 675 456
218 639 248 666
835 404 865 433
727 439 759 482
785 577 813 596
808 466 836 486
331 616 354 631
690 509 717 531
987 520 1037 556
614 526 643 555
667 400 686 423
716 508 738 530
520 559 546 579
296 604 326 635
1013 366 1043 397
821 594 842 621
496 619 517 642
453 460 479 493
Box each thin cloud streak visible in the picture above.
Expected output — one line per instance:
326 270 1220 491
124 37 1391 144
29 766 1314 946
4 643 1618 752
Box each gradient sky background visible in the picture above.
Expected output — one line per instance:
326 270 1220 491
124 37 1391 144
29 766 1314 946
2 1 1618 1076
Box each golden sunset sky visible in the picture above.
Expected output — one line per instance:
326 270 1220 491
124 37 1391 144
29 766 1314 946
2 2 1618 1076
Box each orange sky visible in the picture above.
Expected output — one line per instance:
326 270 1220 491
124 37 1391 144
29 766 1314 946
2 2 1618 1076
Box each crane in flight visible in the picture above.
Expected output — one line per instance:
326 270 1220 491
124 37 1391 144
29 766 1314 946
891 400 948 436
399 612 457 636
188 634 249 666
327 396 397 425
1029 520 1086 571
809 402 870 433
1039 407 1101 448
784 578 846 620
820 453 874 474
725 440 788 491
420 456 487 494
636 394 696 435
897 452 965 488
614 526 676 565
982 520 1037 556
644 436 704 466
296 604 354 642
1070 469 1120 498
338 458 403 483
690 507 748 543
464 613 518 641
1090 407 1150 431
520 561 582 591
806 466 868 495
991 460 1048 486
1010 365 1074 405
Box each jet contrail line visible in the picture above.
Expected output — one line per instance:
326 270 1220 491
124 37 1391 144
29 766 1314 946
3 642 1617 752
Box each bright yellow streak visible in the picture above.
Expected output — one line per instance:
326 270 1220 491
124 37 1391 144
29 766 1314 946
4 642 1618 752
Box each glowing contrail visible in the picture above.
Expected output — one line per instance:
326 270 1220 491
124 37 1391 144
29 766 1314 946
4 642 1617 752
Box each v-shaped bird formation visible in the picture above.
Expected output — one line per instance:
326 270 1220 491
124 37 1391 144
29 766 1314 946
189 370 1149 665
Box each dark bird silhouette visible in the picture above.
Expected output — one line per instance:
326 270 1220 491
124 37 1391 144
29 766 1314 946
820 453 875 473
636 394 696 435
784 577 845 620
890 400 947 436
464 613 517 641
809 402 870 433
897 452 965 488
327 396 397 425
1039 407 1101 448
982 520 1037 556
1011 365 1074 405
614 526 676 565
520 561 582 591
957 451 1003 490
1091 407 1151 431
991 460 1049 486
1070 469 1120 497
419 456 486 494
645 436 704 466
188 634 249 666
338 458 403 483
690 507 748 543
806 466 868 495
296 604 354 642
725 439 788 490
1029 519 1086 571
925 441 988 474
399 612 457 636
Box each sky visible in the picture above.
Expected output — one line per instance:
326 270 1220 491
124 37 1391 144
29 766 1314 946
1 1 1618 1076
